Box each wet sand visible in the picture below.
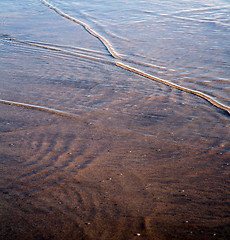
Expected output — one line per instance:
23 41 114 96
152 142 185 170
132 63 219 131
1 0 230 239
1 104 230 240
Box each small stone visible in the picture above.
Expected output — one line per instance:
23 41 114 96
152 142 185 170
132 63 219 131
134 233 141 236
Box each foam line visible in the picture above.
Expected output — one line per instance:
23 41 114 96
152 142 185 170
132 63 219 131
28 40 110 57
8 38 169 70
39 0 120 59
116 62 230 115
8 38 115 66
0 99 90 123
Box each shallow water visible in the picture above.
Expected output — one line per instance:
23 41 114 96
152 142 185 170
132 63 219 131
0 0 230 239
39 0 230 107
1 0 230 149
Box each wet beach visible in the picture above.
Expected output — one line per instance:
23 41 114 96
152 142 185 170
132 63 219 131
1 0 230 239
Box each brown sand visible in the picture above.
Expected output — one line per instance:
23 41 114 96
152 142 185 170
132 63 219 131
1 104 230 240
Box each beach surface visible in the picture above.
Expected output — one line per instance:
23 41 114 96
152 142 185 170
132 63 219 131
1 0 230 239
1 104 230 240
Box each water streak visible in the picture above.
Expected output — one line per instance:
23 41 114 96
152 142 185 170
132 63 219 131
161 14 230 27
2 37 172 71
0 98 90 123
6 38 115 66
39 0 120 59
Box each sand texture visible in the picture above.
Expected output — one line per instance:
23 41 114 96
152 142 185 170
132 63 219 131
1 105 230 240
